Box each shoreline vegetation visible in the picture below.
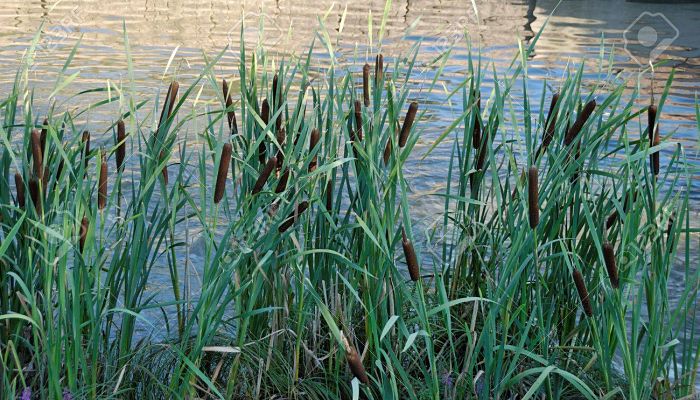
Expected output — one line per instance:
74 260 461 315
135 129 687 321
1 11 699 400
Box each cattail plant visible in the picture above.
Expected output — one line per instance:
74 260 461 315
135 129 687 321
259 99 270 164
98 151 108 210
309 128 320 172
79 216 89 253
399 102 418 148
472 94 481 149
214 143 232 204
651 131 660 177
572 269 593 317
602 241 619 288
252 156 277 195
564 99 596 146
278 201 309 233
537 93 559 157
157 81 179 133
375 54 383 86
362 63 370 107
274 168 289 193
29 177 41 215
116 119 126 172
40 118 48 155
343 334 369 385
14 172 25 208
401 228 420 281
353 100 363 141
325 180 333 213
648 103 657 143
82 130 91 168
31 129 43 179
528 166 539 229
222 79 238 134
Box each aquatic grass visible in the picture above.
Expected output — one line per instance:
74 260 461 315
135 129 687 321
0 9 697 400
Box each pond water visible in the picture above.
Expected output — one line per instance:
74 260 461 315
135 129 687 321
0 0 698 342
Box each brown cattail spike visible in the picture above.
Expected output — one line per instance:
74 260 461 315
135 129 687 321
29 177 41 215
602 241 619 289
278 201 309 233
98 151 108 210
274 168 290 193
353 100 363 141
259 99 270 164
325 180 333 212
362 64 370 107
158 81 179 134
82 130 91 168
31 129 43 179
214 143 232 204
375 54 384 86
472 94 481 149
80 216 89 253
528 166 539 229
399 102 418 148
222 79 238 134
252 156 277 195
651 129 660 177
116 119 126 172
539 93 560 155
647 104 657 143
344 337 369 384
14 173 25 208
564 99 596 146
572 269 593 317
309 128 320 172
402 228 420 281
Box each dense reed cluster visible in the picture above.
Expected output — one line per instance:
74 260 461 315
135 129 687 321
0 16 697 400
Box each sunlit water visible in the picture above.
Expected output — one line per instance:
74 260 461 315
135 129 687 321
1 0 698 368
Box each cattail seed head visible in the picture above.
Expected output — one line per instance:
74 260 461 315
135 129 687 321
222 79 238 134
261 98 270 125
309 128 320 172
572 269 593 317
472 94 481 149
82 130 91 168
325 180 333 212
564 99 596 146
345 341 369 384
651 129 660 176
278 201 309 233
399 102 418 148
274 168 290 193
375 54 384 86
528 166 539 229
401 228 420 281
602 241 619 288
214 143 232 204
14 173 25 208
31 129 43 179
353 100 363 141
116 119 126 172
98 150 108 210
606 211 618 229
252 156 277 195
29 177 41 215
362 63 370 107
383 138 392 165
80 216 89 253
158 81 179 134
540 93 560 153
648 104 657 143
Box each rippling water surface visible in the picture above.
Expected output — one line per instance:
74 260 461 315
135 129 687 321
0 0 698 336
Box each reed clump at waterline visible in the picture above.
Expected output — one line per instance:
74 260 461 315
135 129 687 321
0 20 696 400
